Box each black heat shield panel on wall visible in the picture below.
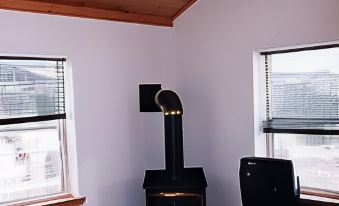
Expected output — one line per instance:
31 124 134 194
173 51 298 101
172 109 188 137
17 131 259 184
139 84 162 112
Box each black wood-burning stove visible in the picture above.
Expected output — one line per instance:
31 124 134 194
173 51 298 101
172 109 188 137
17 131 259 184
140 86 207 206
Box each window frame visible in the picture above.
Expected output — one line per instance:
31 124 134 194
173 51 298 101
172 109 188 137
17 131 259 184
0 56 72 205
59 119 70 195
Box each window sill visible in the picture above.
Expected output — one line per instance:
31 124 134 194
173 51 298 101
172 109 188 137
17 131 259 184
301 194 339 206
8 194 86 206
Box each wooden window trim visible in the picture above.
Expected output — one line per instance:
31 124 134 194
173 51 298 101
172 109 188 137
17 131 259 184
300 189 339 206
300 195 339 206
8 194 86 206
302 188 339 201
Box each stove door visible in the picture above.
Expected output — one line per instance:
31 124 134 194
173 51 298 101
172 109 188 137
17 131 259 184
147 192 204 206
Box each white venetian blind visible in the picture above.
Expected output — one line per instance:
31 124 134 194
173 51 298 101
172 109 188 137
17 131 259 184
0 57 66 125
262 46 339 134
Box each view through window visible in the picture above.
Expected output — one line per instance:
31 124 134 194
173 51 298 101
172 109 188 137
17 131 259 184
262 47 339 194
274 134 339 192
0 57 67 204
0 121 64 203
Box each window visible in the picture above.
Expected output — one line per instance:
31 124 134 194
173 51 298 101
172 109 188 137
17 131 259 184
0 57 68 204
260 45 339 196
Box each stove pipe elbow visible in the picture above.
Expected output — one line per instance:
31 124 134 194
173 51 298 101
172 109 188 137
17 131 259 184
155 90 183 115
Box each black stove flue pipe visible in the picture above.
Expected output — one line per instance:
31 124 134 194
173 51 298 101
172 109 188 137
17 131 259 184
155 90 184 181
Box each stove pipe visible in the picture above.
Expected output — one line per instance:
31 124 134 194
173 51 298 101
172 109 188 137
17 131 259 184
155 90 184 181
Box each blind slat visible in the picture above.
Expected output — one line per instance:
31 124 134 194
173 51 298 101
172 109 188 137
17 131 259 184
260 44 339 55
263 118 339 135
0 114 66 125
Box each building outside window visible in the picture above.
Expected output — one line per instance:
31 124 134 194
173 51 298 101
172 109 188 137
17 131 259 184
0 57 69 204
259 45 339 196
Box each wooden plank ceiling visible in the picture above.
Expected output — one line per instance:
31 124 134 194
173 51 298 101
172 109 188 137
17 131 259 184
0 0 197 26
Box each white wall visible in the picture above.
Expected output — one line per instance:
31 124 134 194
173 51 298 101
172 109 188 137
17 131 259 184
0 10 175 206
173 0 339 205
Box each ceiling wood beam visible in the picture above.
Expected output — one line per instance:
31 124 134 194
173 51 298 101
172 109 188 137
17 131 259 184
0 0 173 27
172 0 197 21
